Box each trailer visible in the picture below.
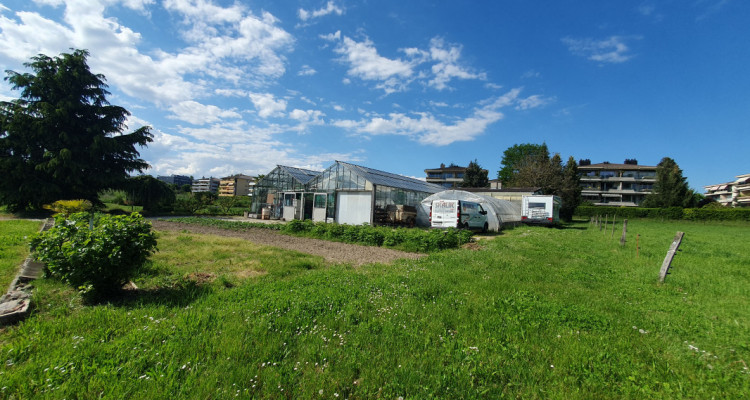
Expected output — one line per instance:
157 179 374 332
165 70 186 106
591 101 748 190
521 195 561 225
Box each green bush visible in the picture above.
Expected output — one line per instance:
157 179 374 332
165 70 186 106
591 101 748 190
575 206 750 221
30 212 158 299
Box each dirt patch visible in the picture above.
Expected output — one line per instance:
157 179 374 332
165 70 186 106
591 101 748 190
151 220 426 266
185 272 216 284
461 242 483 251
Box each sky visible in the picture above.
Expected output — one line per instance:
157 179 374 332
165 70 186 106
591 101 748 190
1 0 748 191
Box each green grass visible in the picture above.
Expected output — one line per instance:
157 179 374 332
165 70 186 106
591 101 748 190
0 219 748 398
0 220 43 290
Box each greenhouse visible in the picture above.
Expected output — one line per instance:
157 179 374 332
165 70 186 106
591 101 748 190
416 190 522 231
250 165 320 220
251 161 443 225
306 161 443 225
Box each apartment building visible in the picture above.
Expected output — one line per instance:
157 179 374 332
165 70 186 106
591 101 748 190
425 163 487 188
704 174 750 207
219 174 255 197
191 177 220 193
578 162 656 206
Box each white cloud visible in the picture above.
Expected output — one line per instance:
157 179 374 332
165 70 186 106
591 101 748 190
289 109 325 123
334 35 416 93
249 92 288 118
168 101 242 125
333 88 523 146
324 33 486 94
298 65 317 76
562 35 641 64
298 1 343 22
0 0 295 105
515 95 554 111
428 37 486 90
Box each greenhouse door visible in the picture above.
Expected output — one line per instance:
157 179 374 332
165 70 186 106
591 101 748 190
283 192 297 220
312 193 327 222
336 192 372 225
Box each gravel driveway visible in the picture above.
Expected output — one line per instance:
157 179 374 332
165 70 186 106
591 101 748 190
151 220 426 266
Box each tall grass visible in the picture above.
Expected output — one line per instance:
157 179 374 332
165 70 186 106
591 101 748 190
0 219 748 398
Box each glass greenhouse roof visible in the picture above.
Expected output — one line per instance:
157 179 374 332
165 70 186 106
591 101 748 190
278 165 320 184
338 161 443 193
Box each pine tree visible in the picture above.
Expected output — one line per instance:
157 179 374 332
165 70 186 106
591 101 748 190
461 159 489 188
642 157 694 208
0 50 152 211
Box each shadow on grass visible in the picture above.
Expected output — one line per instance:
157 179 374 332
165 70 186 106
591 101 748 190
89 282 213 309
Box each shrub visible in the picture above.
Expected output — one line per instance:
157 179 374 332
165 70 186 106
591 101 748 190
43 199 93 217
30 212 158 299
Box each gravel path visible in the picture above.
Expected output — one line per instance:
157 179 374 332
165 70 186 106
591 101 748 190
151 220 426 266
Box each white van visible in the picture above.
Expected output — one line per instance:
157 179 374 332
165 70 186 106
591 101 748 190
430 199 488 231
521 195 561 225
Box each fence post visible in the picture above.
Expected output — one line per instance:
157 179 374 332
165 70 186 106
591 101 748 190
620 219 628 246
659 232 685 283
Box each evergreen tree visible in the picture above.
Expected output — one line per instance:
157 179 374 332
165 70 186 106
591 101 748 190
0 50 152 211
642 157 694 208
461 159 489 188
126 175 175 212
559 156 582 221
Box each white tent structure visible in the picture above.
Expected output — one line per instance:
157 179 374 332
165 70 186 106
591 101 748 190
416 190 522 231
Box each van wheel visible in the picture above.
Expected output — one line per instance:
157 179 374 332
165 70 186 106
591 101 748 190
463 222 470 230
482 223 488 233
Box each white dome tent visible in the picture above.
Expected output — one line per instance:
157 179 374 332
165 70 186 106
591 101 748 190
416 190 522 232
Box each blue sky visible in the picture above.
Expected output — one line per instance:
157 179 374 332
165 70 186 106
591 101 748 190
1 0 748 191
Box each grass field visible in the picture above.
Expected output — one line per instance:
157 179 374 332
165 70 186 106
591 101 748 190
0 220 43 290
0 219 748 398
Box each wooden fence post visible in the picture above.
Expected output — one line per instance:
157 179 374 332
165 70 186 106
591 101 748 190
659 232 685 283
620 219 628 246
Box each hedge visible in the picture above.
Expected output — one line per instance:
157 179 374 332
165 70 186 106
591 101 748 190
575 206 750 221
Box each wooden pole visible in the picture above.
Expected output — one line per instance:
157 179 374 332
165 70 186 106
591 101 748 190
620 219 628 246
659 232 685 283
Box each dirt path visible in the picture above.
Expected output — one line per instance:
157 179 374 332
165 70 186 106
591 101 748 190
151 220 426 266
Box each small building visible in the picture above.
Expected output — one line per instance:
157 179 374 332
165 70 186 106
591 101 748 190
704 174 750 207
578 161 656 206
157 174 192 187
191 177 220 193
424 163 486 188
219 174 255 197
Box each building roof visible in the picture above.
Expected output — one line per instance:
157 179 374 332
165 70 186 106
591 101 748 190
462 187 542 193
339 161 443 193
277 165 320 184
220 174 255 180
578 162 656 170
424 165 467 172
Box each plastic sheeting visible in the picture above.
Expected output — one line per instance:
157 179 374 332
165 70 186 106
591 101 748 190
416 190 521 231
